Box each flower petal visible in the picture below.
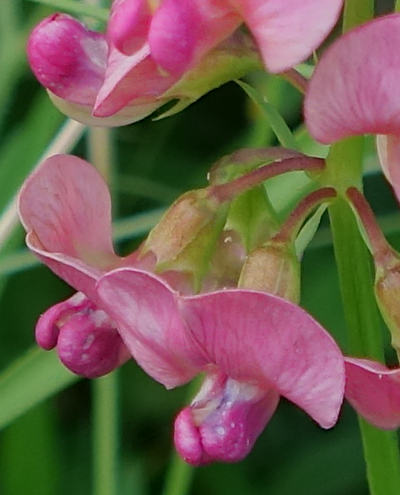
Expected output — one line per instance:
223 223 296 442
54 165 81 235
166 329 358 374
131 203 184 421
96 268 204 389
345 357 400 429
174 371 279 465
93 43 175 117
148 0 240 76
232 0 343 73
305 14 400 144
181 290 345 428
18 155 118 296
107 0 153 54
377 135 400 202
27 14 107 106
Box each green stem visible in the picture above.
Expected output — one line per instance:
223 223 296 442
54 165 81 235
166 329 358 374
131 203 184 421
92 373 119 495
396 1 400 13
161 452 194 495
334 5 400 492
26 0 109 21
328 142 400 494
329 198 400 495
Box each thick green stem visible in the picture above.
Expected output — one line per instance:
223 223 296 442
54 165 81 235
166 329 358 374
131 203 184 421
328 140 400 494
334 6 400 492
396 1 400 13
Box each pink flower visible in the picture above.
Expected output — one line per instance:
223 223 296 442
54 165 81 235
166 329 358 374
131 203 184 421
27 0 343 126
111 0 344 75
27 13 257 126
304 14 400 201
96 267 345 463
18 152 400 464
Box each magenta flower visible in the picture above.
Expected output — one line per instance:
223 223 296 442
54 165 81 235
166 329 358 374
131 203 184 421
96 267 345 463
27 12 257 126
27 0 343 126
110 0 344 75
304 14 400 200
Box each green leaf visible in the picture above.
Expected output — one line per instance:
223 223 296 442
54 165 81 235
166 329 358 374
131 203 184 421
0 347 79 431
235 79 297 150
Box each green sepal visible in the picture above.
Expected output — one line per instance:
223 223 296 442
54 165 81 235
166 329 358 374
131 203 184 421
158 33 261 120
226 186 279 253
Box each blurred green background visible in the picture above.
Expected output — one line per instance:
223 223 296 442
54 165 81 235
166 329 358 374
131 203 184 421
0 1 399 494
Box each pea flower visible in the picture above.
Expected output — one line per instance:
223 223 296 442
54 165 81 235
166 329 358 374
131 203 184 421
18 150 322 376
27 0 344 126
19 152 400 464
27 13 257 126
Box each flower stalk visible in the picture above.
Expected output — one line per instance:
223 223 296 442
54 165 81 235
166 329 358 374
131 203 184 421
211 156 324 203
273 187 336 244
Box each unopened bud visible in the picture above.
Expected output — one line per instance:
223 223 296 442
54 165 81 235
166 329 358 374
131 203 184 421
140 189 229 291
375 256 400 359
239 241 300 303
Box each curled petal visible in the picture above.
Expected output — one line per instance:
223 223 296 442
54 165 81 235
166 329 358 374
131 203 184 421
181 290 345 428
37 292 128 377
376 135 400 202
305 14 400 143
96 268 204 389
232 0 343 73
93 43 174 117
27 14 107 106
174 371 279 465
36 292 89 350
108 0 153 54
149 0 240 76
345 357 400 429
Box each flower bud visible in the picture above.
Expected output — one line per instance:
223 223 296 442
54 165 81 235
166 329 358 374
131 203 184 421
375 256 400 359
140 189 229 291
239 241 300 303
